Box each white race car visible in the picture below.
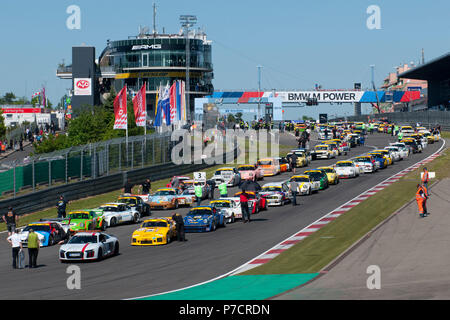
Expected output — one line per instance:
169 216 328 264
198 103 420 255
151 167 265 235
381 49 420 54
389 142 410 158
353 156 377 173
334 160 360 178
98 203 140 228
384 146 402 161
210 199 241 222
289 175 320 195
259 182 291 206
211 167 241 187
59 232 119 262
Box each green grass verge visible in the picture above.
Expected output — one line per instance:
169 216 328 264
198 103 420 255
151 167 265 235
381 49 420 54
440 131 450 139
1 142 293 232
242 144 450 275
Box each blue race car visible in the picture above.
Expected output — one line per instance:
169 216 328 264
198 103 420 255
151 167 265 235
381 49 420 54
18 221 70 247
368 152 387 169
184 206 225 232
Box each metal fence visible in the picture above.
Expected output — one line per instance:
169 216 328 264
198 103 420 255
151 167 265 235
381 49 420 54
334 110 450 131
0 132 173 198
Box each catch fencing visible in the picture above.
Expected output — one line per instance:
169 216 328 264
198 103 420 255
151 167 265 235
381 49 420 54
0 132 173 198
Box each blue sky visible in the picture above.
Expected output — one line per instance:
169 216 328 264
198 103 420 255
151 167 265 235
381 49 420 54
0 0 449 117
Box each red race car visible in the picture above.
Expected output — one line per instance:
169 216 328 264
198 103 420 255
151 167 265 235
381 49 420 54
234 191 268 213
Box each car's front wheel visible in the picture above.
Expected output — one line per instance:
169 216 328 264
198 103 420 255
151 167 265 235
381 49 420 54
133 213 139 224
97 248 103 261
114 242 119 256
110 218 117 228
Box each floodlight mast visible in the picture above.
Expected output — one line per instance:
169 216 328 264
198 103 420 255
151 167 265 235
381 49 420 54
180 15 197 122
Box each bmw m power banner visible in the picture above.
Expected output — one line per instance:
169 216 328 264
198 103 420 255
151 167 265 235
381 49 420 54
132 83 146 127
113 85 128 130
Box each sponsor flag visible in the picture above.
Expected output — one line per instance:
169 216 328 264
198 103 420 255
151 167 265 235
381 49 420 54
161 83 171 126
132 83 146 127
169 81 177 123
154 85 163 127
113 85 128 129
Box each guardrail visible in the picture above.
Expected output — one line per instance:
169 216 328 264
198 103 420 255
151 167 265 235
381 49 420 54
0 143 239 217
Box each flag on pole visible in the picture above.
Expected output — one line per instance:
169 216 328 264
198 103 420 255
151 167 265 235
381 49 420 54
176 80 182 122
154 85 163 127
113 85 128 129
161 83 171 126
42 87 46 107
132 83 146 127
169 81 177 123
180 80 187 121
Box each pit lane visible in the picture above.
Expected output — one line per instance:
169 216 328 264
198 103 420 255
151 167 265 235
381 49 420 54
0 132 442 299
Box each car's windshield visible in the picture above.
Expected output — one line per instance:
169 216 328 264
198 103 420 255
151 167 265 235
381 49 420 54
188 209 212 216
215 170 232 175
211 202 230 208
306 172 323 180
257 160 273 166
291 177 310 182
336 162 353 167
355 158 371 163
315 146 328 151
262 186 282 192
238 166 255 171
68 235 97 244
23 225 50 232
154 190 175 196
99 206 119 212
67 213 90 219
181 189 194 195
118 198 136 205
320 168 335 173
142 221 168 228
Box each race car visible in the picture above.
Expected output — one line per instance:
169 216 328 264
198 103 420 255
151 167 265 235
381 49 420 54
304 170 329 190
118 195 151 216
334 161 360 178
353 156 377 173
383 146 402 161
289 148 313 163
62 210 106 234
316 166 340 185
166 176 191 188
233 191 267 213
401 138 422 153
313 144 335 159
367 152 388 169
176 189 196 206
131 217 177 245
275 157 290 172
256 158 281 176
184 206 225 232
289 175 320 194
373 149 393 165
97 203 140 227
322 141 340 157
18 221 70 247
147 188 183 210
259 182 291 206
181 180 210 200
389 142 410 158
210 199 241 223
237 164 264 181
211 167 242 186
59 232 119 262
286 151 309 167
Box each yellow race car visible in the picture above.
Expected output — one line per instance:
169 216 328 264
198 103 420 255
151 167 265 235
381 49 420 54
317 166 340 185
131 217 177 246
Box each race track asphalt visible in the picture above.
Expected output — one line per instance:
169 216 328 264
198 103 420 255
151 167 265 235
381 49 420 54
0 132 442 299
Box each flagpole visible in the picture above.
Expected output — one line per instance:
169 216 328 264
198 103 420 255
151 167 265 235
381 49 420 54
126 85 129 167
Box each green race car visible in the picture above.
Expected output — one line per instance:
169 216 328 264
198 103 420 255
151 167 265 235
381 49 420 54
62 209 106 234
304 170 329 190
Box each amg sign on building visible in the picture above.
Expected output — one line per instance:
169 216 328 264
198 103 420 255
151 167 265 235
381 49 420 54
277 91 365 103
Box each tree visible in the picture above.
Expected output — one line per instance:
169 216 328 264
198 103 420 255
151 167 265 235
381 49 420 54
103 87 117 112
0 109 6 138
3 92 16 104
227 113 236 123
235 112 243 122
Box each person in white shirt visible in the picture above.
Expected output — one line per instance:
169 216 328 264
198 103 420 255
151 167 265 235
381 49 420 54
7 230 22 269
